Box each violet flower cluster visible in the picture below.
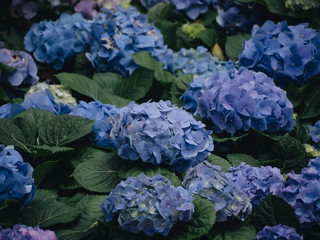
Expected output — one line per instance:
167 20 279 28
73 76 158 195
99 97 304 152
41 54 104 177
24 13 92 70
0 145 36 209
105 100 214 172
0 224 58 240
225 163 284 209
308 120 320 149
197 67 295 136
0 46 38 86
276 156 320 226
11 0 45 20
255 224 302 240
172 46 235 114
86 5 172 77
71 99 119 147
239 20 320 86
182 161 252 222
101 173 194 237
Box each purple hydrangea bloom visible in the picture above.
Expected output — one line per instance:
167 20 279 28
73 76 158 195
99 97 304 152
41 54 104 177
101 173 194 237
182 161 252 222
11 0 44 20
86 5 172 77
71 99 119 147
105 100 213 172
172 46 235 114
0 224 58 240
276 156 320 226
24 13 92 70
0 47 38 86
239 20 320 86
255 224 302 240
197 67 295 136
0 145 36 208
309 120 320 149
225 163 284 208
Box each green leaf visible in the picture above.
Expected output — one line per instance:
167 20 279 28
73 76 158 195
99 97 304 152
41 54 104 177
39 115 93 146
147 2 176 22
93 72 124 89
263 0 287 15
80 195 106 221
55 73 101 98
74 51 93 76
0 200 21 226
249 195 300 231
196 29 217 48
0 63 15 74
11 117 37 145
170 74 193 106
225 34 250 61
29 145 75 156
97 90 131 107
72 147 122 193
207 222 256 240
299 76 320 119
226 153 260 167
211 132 249 143
208 154 232 171
0 86 10 103
33 159 62 185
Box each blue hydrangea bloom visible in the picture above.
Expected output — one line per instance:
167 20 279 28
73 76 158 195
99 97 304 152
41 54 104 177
86 5 172 77
24 13 92 70
0 224 58 240
71 99 119 147
285 0 320 10
106 100 213 172
0 46 38 86
276 156 320 226
255 224 302 240
101 173 194 237
239 20 320 86
0 145 36 209
182 161 252 222
11 0 43 20
309 120 320 149
225 163 284 209
197 67 295 136
172 46 236 114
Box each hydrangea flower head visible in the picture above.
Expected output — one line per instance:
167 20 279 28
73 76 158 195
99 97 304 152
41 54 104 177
255 224 302 240
24 13 92 70
11 0 44 20
86 5 172 77
71 99 119 147
276 156 320 226
225 163 284 208
0 145 36 208
308 120 320 149
239 20 320 86
0 46 38 86
181 22 205 39
106 100 213 172
183 161 252 222
101 173 194 237
285 0 320 10
0 224 58 240
197 67 295 136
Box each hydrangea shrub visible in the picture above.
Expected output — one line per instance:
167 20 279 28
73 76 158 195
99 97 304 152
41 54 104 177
255 224 302 240
182 161 252 222
101 173 194 237
0 224 58 240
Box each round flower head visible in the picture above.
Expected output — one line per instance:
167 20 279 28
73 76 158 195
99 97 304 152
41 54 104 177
24 13 92 70
197 67 295 136
225 163 284 209
181 22 205 39
255 224 302 240
182 161 252 222
285 0 320 10
101 173 194 237
71 99 119 147
106 100 214 172
0 47 38 86
0 224 58 240
308 120 320 149
239 20 320 87
0 145 36 208
276 156 320 226
86 5 172 77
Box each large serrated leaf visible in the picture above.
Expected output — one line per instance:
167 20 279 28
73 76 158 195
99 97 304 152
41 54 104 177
225 34 250 61
33 159 62 185
97 89 131 107
11 117 37 145
39 115 93 146
226 153 260 167
207 222 256 240
80 195 106 221
170 74 193 106
147 2 176 22
208 154 232 171
14 108 55 129
72 147 121 193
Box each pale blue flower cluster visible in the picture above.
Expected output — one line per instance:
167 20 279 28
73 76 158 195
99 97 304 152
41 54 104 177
225 163 284 209
182 161 252 222
86 5 172 77
101 173 194 237
0 46 38 86
309 120 320 149
106 100 214 172
0 145 36 209
239 20 320 86
172 46 235 114
24 13 92 70
0 224 58 240
197 67 295 136
255 224 302 240
276 156 320 226
71 99 119 147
